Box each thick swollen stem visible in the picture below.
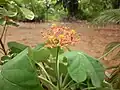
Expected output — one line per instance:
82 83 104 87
56 46 61 90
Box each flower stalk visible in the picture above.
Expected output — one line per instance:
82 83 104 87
56 46 61 90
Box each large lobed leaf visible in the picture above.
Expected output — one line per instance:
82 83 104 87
64 51 105 87
0 49 43 90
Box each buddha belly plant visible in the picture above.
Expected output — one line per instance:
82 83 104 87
0 24 107 90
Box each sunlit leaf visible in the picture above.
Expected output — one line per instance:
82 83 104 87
20 7 34 20
64 51 105 87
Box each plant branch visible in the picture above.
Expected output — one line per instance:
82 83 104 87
0 21 7 55
99 44 120 60
3 25 8 45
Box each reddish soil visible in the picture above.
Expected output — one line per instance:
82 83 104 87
1 22 120 68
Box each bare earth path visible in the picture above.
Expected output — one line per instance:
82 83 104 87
4 22 120 68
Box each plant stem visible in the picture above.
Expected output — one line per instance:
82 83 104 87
37 62 52 82
63 80 73 90
62 73 69 87
3 25 8 45
87 79 90 90
60 73 63 87
56 46 61 90
1 22 7 39
99 44 120 60
38 76 57 89
83 87 97 90
0 39 7 55
0 21 7 55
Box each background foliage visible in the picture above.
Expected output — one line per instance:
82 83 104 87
0 0 118 22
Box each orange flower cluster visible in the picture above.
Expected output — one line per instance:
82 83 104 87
41 24 80 48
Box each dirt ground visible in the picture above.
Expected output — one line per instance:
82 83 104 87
2 22 120 68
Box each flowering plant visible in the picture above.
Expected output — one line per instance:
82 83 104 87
0 24 106 90
38 24 105 90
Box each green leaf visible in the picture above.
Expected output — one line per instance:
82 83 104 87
93 9 120 24
13 0 23 6
28 47 50 62
0 18 6 25
1 56 11 61
20 7 34 20
8 41 28 54
104 42 120 55
0 49 43 90
0 7 7 16
0 7 17 17
64 51 105 87
7 10 17 17
84 53 105 87
64 51 87 83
